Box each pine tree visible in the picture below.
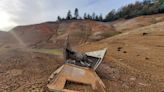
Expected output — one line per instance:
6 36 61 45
103 0 164 22
159 0 164 13
105 9 116 21
57 16 62 21
87 14 92 20
92 12 96 20
74 8 79 19
66 10 72 20
95 15 99 21
83 13 87 19
143 0 151 4
99 14 103 21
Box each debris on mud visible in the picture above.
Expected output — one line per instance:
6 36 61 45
47 39 107 92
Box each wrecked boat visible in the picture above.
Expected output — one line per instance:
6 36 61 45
47 36 107 92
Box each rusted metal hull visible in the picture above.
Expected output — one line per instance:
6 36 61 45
47 64 106 92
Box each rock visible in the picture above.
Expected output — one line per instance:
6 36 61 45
123 51 127 53
129 77 136 81
122 83 129 89
138 82 150 86
7 69 23 76
119 59 124 61
97 63 120 81
142 32 148 36
117 47 123 51
145 57 149 60
137 54 140 56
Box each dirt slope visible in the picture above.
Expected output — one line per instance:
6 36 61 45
77 21 164 92
0 14 164 92
112 14 164 32
0 31 18 48
0 48 63 92
0 14 163 49
8 20 117 48
10 22 59 47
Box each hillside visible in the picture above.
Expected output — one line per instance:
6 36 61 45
112 14 164 32
0 13 164 92
77 21 164 92
9 20 117 48
0 31 18 48
1 14 162 49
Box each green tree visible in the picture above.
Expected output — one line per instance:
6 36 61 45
105 9 116 21
99 14 103 21
104 0 163 21
92 12 96 20
74 8 79 19
143 0 152 4
57 16 62 21
83 13 87 19
95 15 99 21
66 10 72 20
87 14 92 20
159 0 164 12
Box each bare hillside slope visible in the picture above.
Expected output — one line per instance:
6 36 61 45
0 14 164 92
77 21 164 92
